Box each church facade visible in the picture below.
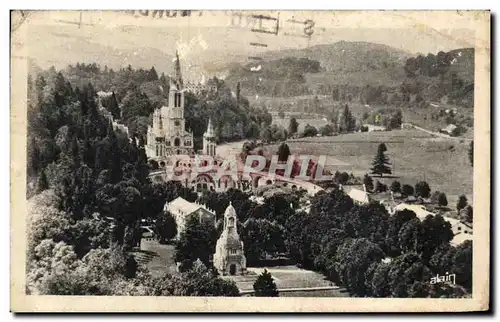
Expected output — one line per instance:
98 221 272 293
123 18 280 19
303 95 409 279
146 51 198 160
213 202 247 276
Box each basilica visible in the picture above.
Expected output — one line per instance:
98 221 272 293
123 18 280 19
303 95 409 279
145 51 216 160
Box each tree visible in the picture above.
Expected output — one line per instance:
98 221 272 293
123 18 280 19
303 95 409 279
401 184 414 197
339 104 356 133
456 195 468 212
468 141 473 166
419 214 454 260
452 240 473 290
167 260 240 296
461 205 473 223
154 211 177 243
288 117 299 136
319 124 334 136
367 262 391 297
370 143 392 177
375 180 387 193
438 192 448 207
398 218 422 254
338 172 350 185
389 110 403 130
302 124 318 137
28 137 42 179
335 238 384 296
277 142 291 162
390 181 401 194
363 174 374 192
253 269 279 297
124 254 138 279
388 253 432 298
174 215 218 269
236 82 241 102
415 181 431 199
242 218 285 264
344 202 389 248
36 169 49 193
386 209 417 256
260 126 273 143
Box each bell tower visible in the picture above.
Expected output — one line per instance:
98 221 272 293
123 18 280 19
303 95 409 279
203 118 217 156
166 51 186 135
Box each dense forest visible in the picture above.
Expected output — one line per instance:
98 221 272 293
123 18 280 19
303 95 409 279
26 69 241 295
31 63 272 150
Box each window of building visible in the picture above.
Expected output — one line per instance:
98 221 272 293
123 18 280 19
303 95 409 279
174 93 182 107
230 249 237 254
174 138 181 146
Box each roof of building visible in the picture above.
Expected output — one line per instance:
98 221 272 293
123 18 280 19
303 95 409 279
442 124 458 133
203 117 216 138
393 203 434 220
348 188 370 204
451 232 472 246
224 202 237 218
166 197 214 216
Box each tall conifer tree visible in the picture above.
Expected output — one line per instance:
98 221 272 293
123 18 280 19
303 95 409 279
370 143 392 177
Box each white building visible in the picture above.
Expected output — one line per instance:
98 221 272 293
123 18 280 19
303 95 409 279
164 196 216 239
348 185 371 205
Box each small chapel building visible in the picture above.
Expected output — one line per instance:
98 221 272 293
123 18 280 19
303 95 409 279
213 202 247 276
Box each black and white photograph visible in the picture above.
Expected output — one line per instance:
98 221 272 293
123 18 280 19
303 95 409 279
9 10 490 312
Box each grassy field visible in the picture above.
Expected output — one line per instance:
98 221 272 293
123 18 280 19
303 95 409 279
228 265 348 297
273 117 330 133
266 130 473 203
133 240 178 278
253 94 473 140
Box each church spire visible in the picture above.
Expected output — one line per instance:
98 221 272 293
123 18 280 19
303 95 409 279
173 50 183 90
204 117 215 138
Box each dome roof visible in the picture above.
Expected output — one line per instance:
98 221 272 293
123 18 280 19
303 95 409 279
224 202 237 218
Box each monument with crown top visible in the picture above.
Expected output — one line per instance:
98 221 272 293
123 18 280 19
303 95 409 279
213 202 247 276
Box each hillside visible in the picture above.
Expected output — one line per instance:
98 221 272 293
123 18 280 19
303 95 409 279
259 41 411 72
401 47 475 108
226 41 411 98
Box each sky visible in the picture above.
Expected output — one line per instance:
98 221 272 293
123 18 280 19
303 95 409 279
15 10 478 79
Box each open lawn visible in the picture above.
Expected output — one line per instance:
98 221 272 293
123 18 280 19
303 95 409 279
273 117 330 133
254 94 473 140
266 130 473 202
133 240 177 278
226 265 348 297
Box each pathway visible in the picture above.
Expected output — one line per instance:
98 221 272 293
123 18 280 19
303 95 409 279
411 124 472 142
